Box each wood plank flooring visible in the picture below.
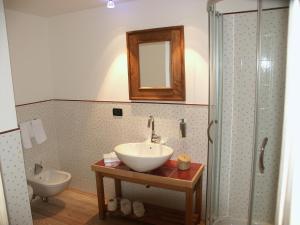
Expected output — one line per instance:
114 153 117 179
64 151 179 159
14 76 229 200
31 189 142 225
31 188 205 225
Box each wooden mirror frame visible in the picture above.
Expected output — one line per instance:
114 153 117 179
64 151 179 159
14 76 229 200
127 26 185 101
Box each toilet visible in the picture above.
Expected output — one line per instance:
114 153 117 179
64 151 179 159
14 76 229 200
27 184 33 201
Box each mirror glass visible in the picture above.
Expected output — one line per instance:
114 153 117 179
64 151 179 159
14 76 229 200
139 41 171 88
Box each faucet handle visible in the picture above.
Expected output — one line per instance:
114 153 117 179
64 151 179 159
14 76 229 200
151 134 161 144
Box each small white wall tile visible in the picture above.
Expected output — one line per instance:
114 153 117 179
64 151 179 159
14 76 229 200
0 131 33 225
220 9 288 224
16 101 60 177
16 101 208 219
54 101 208 216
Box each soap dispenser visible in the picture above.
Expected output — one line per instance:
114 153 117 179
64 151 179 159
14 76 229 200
177 119 191 170
179 119 186 138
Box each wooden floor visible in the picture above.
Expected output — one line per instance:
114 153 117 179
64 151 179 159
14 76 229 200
31 189 205 225
31 189 142 225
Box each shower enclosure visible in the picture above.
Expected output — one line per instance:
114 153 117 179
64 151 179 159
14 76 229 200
206 0 289 225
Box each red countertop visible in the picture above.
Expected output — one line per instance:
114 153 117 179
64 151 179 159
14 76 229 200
96 159 203 182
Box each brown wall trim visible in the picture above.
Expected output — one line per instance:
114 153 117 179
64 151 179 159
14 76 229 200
54 99 208 107
0 128 20 135
15 99 53 107
222 6 289 15
16 99 208 107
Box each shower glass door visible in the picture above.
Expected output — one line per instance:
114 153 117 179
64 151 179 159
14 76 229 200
206 4 223 225
249 1 289 225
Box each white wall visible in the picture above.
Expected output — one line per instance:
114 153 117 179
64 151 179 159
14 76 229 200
0 1 17 132
276 1 300 224
48 0 209 104
0 1 33 225
5 10 53 105
8 0 289 106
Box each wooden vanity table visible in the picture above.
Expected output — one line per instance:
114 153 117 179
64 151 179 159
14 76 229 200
91 160 204 225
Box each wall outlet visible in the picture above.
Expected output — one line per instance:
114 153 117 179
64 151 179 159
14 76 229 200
113 108 123 117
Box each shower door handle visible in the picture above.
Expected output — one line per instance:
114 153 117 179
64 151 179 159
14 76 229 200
207 120 217 144
207 120 214 144
259 137 268 174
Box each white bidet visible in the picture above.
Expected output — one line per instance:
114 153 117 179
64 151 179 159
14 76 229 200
28 169 71 199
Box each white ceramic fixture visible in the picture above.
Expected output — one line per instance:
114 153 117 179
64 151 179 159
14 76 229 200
114 142 174 172
27 169 71 197
27 184 33 201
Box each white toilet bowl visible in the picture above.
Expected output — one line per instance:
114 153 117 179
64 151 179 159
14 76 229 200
27 184 33 201
28 169 71 198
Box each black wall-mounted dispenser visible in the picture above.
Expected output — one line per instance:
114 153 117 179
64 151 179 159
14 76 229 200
180 119 186 138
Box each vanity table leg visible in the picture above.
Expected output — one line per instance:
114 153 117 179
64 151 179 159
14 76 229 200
114 179 122 198
95 172 106 220
195 176 203 223
185 189 193 225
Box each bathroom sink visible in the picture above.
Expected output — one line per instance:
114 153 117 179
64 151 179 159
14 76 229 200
114 142 174 172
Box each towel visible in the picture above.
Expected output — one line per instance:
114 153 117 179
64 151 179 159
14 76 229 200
107 198 117 212
104 152 120 162
120 199 131 215
103 152 120 166
19 121 33 149
31 119 47 144
133 201 145 217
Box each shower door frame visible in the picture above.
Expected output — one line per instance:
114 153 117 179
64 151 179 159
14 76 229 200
247 0 262 224
206 3 223 225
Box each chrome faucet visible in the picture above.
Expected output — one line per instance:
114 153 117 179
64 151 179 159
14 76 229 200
147 115 161 144
34 163 43 175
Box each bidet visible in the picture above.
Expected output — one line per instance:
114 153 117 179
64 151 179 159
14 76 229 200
28 169 71 200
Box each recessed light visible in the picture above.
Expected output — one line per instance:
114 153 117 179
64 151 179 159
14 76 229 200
107 0 115 9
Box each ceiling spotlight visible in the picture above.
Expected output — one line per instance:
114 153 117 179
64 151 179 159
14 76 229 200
107 0 115 9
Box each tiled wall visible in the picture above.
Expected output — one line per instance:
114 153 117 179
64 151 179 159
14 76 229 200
16 101 60 177
219 8 287 224
219 12 258 220
252 8 288 224
0 131 33 225
220 11 258 220
218 13 235 217
16 101 208 216
228 12 257 220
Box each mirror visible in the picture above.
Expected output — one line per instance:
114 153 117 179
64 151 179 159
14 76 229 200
127 26 185 101
139 41 171 88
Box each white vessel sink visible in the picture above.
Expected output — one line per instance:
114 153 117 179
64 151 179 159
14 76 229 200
28 169 71 197
114 142 174 172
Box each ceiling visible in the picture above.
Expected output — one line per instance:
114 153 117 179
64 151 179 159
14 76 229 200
4 0 289 17
3 0 135 17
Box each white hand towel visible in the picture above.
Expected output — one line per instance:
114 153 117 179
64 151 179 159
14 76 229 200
103 152 120 164
31 119 47 144
133 201 145 218
19 121 33 149
120 199 131 215
107 198 118 212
